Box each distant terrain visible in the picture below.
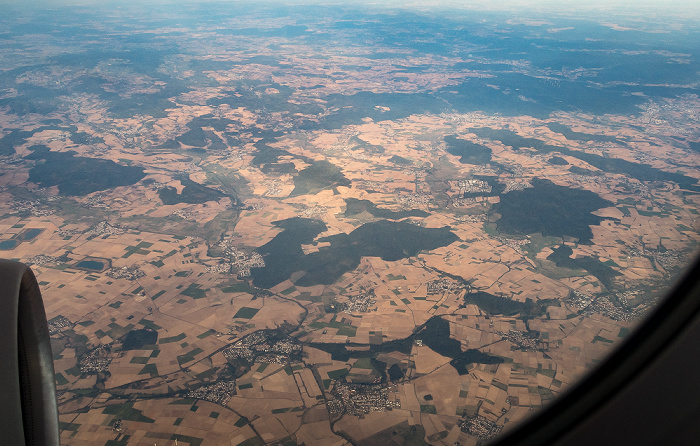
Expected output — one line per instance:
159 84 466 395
0 3 698 445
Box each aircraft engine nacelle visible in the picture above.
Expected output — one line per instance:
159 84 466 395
0 259 59 446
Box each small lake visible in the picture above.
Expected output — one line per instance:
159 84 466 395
75 260 106 271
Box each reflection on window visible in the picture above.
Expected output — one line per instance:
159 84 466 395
1 2 698 444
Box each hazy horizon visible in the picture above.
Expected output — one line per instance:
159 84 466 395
1 0 699 15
